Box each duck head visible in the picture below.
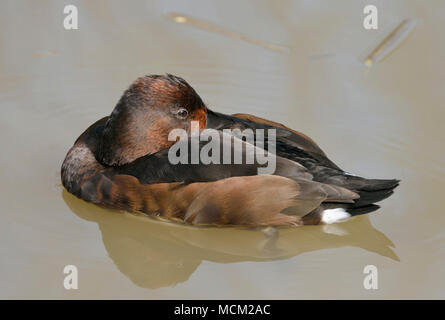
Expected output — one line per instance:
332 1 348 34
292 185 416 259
98 74 207 166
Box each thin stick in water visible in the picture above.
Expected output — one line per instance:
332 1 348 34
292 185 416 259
364 19 417 67
167 12 289 54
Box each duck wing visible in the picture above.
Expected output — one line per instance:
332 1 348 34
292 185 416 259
232 112 327 157
206 110 342 171
212 111 399 205
110 131 312 184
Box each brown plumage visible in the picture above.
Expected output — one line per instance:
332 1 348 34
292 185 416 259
61 74 398 226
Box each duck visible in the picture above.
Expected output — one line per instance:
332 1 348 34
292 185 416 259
61 74 399 226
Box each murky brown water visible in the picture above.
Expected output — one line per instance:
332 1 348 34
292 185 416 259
1 0 444 299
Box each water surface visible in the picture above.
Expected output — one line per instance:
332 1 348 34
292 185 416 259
1 0 444 299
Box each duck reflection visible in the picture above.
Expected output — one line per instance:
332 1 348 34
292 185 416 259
62 190 398 289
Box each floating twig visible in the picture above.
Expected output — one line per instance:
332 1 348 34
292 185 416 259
364 19 417 67
167 12 289 54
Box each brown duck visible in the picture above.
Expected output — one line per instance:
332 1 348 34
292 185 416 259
61 74 399 226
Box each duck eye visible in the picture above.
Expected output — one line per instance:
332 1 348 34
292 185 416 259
176 108 189 119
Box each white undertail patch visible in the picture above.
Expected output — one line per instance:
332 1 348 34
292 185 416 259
321 208 351 224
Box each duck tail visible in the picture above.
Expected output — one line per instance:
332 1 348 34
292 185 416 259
340 175 400 208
